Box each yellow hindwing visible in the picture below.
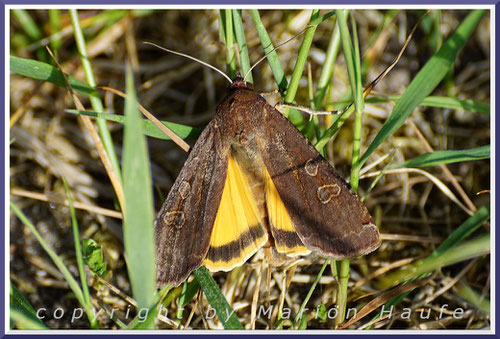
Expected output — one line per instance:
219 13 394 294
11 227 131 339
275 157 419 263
264 168 310 257
203 156 268 271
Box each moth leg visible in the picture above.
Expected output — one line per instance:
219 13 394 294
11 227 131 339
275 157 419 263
274 101 346 117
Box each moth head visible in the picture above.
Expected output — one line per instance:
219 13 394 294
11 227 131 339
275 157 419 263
231 73 253 91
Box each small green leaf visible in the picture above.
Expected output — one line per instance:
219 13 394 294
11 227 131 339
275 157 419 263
315 304 328 323
82 239 108 277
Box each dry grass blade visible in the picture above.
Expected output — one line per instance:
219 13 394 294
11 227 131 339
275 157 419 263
362 10 430 98
362 168 474 216
94 275 137 307
340 274 435 329
44 46 125 212
183 290 201 329
10 187 122 219
250 264 263 329
10 86 42 127
353 257 419 289
157 313 181 329
414 259 478 308
324 10 431 118
379 233 442 243
407 118 477 213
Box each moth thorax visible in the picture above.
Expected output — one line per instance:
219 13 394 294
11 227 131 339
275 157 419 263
237 130 250 145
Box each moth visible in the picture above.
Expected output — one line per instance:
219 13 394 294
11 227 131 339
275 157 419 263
155 75 381 287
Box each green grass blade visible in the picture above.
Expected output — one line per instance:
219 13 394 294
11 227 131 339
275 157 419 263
415 95 490 115
336 10 358 112
219 9 236 79
285 9 320 106
351 12 364 118
388 234 490 285
249 9 287 92
292 259 328 329
355 10 486 171
9 202 90 317
283 9 320 123
70 9 122 181
10 56 97 97
10 282 47 329
12 9 48 63
65 109 201 141
381 204 490 287
313 22 341 110
193 266 244 329
63 179 95 328
122 64 156 315
454 281 490 315
175 279 201 322
365 95 490 115
336 9 365 326
309 11 336 26
232 10 252 83
10 309 48 330
48 9 62 53
394 145 490 168
12 9 43 41
178 279 200 309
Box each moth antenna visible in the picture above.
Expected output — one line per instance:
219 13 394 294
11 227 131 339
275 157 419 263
243 25 311 82
144 41 233 84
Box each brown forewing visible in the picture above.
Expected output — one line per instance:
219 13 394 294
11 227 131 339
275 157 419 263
256 101 381 259
155 120 228 287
